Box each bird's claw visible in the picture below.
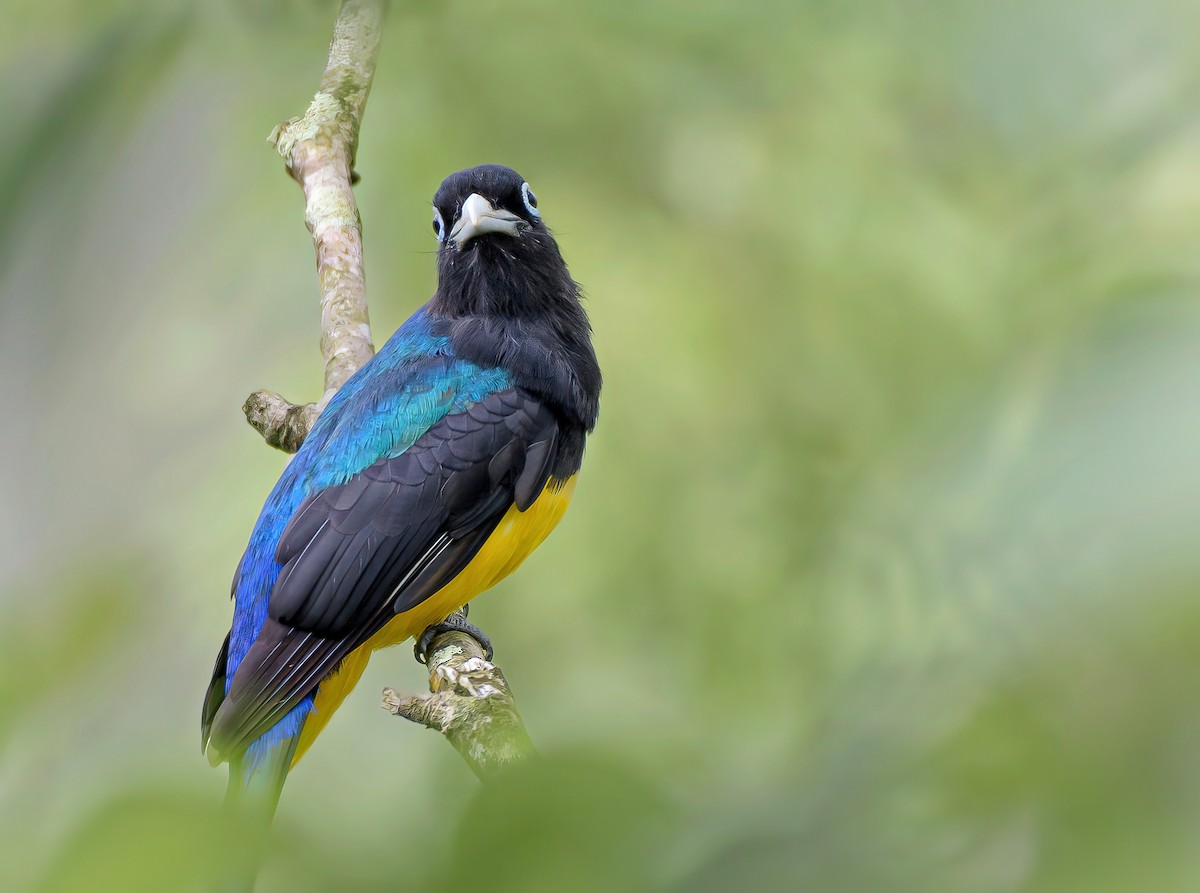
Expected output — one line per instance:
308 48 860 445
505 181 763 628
414 608 494 664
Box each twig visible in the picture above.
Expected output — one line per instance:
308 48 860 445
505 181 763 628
246 0 386 452
382 612 536 780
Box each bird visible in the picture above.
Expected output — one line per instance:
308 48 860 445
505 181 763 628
201 164 601 826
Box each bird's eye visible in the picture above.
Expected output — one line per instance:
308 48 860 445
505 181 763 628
432 207 446 243
520 182 540 219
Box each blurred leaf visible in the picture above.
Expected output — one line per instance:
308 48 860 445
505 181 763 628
432 753 670 893
34 788 237 893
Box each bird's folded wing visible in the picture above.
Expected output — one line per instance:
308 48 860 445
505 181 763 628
205 388 559 761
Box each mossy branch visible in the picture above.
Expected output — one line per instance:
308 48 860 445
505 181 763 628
382 612 536 780
245 0 385 451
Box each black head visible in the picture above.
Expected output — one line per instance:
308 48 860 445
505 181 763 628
432 164 542 249
429 164 577 320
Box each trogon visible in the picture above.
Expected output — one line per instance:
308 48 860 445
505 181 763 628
201 164 601 820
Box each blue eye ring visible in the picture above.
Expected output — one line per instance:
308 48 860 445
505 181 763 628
520 182 540 218
432 207 446 242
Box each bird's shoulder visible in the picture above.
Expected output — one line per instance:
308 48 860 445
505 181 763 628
298 307 513 488
431 311 601 435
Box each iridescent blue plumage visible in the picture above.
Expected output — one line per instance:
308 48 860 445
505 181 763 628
225 307 510 778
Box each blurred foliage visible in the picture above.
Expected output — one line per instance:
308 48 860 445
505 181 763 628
2 0 1200 890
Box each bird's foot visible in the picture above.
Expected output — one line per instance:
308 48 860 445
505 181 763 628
414 608 494 664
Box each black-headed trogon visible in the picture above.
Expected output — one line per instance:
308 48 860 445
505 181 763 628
201 164 601 818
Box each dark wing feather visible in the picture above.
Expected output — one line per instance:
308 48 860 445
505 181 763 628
206 388 560 761
200 631 230 753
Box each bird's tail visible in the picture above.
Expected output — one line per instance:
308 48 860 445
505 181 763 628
215 734 299 893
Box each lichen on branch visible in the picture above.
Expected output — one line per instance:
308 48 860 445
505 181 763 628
245 0 386 452
382 615 536 780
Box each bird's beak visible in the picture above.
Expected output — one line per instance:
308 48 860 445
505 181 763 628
449 193 525 247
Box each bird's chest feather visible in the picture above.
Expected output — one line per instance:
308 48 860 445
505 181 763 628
368 474 578 649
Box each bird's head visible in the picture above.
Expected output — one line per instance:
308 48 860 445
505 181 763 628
430 164 577 319
433 164 542 251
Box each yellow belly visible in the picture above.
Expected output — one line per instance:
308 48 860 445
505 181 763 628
290 474 577 765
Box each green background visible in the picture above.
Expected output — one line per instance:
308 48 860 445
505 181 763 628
3 1 1200 890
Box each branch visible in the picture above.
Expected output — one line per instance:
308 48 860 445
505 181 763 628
246 0 386 452
382 612 536 780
